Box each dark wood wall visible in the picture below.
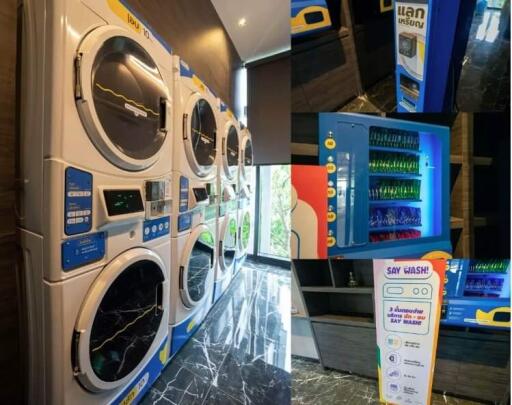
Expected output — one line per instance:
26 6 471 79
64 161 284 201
126 0 242 107
0 0 21 403
291 0 362 112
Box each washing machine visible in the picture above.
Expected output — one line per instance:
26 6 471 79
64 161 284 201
171 55 219 238
19 0 174 403
212 100 240 303
235 128 254 273
169 203 217 356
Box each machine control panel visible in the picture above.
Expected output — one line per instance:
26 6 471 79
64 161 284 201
65 167 93 235
145 178 171 219
103 189 144 217
179 176 189 213
143 216 170 242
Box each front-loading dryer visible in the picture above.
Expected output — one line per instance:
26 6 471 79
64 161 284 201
171 55 219 238
212 99 240 303
19 0 174 403
169 204 217 356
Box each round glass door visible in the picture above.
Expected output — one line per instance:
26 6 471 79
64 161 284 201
240 212 251 253
241 137 253 180
74 248 167 392
185 98 217 177
181 228 215 307
89 260 163 381
77 27 169 170
224 125 239 179
220 216 237 271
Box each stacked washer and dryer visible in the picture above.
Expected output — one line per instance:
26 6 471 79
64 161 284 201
19 1 174 404
213 101 241 304
167 55 219 356
235 127 254 274
18 0 255 403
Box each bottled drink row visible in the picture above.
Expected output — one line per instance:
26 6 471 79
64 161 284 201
465 275 505 292
369 229 421 242
369 127 420 151
369 151 420 175
469 260 510 273
369 206 421 228
369 180 421 201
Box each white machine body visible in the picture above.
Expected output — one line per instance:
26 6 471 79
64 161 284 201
19 0 174 403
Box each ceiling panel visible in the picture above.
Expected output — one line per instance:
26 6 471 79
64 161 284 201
211 0 290 62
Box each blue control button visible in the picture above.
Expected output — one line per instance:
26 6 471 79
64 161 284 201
64 167 93 236
62 232 105 271
143 216 170 242
179 176 189 213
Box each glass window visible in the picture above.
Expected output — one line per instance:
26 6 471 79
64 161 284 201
257 165 291 260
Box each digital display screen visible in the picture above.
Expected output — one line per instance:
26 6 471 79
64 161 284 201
104 190 144 216
193 188 208 202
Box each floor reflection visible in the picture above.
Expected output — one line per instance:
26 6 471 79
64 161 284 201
292 357 487 405
457 4 510 111
141 260 291 405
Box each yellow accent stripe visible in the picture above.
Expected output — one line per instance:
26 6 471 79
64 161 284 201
291 6 332 35
107 0 142 34
95 83 160 116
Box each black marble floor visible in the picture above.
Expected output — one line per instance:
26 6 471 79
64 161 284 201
340 75 396 113
457 5 510 112
141 260 291 405
292 357 485 405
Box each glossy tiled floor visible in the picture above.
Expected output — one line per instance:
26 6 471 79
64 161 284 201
141 260 291 405
457 6 510 111
340 75 396 113
292 357 485 405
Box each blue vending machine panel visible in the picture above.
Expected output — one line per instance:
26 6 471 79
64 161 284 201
319 113 451 258
442 260 511 329
291 0 332 37
394 0 476 112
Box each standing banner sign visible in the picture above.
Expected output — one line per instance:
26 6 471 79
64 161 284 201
374 259 446 405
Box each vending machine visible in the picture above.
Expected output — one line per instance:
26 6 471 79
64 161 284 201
442 260 511 329
394 0 476 112
291 0 332 37
319 113 451 258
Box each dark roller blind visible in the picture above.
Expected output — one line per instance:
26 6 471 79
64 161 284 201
247 53 291 165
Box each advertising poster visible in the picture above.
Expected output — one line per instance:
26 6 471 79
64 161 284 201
395 0 429 80
373 259 446 405
291 165 328 259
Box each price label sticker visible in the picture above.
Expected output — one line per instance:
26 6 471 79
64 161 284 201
325 138 336 149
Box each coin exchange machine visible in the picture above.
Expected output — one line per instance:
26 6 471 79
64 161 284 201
394 0 477 112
